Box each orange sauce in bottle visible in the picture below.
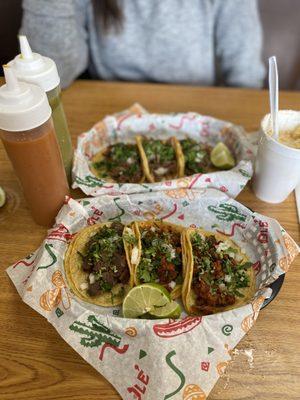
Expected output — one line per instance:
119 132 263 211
0 118 69 226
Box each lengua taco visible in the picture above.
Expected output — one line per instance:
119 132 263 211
136 136 184 182
64 222 136 307
127 220 186 299
180 138 213 175
91 141 145 183
182 229 255 315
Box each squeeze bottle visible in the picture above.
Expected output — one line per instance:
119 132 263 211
0 66 69 226
9 35 73 184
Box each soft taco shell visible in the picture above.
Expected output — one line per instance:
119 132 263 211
182 228 255 315
90 142 145 183
64 222 134 307
136 136 184 182
128 220 186 299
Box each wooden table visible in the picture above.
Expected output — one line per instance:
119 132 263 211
0 81 299 400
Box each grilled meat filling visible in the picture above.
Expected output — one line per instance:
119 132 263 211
181 138 212 175
137 224 182 291
93 143 143 183
79 222 129 296
190 232 251 314
143 138 177 180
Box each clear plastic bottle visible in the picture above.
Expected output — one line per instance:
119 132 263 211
9 36 73 185
0 66 69 226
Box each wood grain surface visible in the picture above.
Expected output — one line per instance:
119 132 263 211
0 81 299 400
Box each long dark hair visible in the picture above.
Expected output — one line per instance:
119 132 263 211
92 0 124 33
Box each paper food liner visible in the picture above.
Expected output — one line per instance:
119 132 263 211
7 188 299 400
72 104 255 198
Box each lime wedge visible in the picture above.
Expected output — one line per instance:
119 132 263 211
122 283 172 319
150 301 181 319
210 142 235 169
0 186 6 207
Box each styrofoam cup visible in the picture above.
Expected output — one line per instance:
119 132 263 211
253 110 300 203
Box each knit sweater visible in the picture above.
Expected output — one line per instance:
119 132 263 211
21 0 265 88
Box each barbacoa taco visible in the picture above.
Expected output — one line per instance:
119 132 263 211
127 220 185 299
136 136 184 182
64 222 135 307
91 141 145 183
180 138 213 175
182 229 255 315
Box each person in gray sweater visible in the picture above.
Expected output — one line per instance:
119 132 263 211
20 0 265 89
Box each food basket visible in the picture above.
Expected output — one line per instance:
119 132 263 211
72 106 254 198
7 188 298 399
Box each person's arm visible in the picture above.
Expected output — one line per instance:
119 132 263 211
20 0 89 88
214 0 265 88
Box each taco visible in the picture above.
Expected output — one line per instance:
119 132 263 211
182 229 255 315
64 222 135 307
91 141 145 183
136 136 184 182
180 138 213 175
128 220 185 299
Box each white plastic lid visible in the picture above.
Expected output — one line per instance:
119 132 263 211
0 66 51 132
8 35 60 92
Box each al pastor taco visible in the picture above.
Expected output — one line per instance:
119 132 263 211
91 141 145 183
180 138 213 175
127 220 185 299
64 222 134 307
136 136 184 182
182 229 255 315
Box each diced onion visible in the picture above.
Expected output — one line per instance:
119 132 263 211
127 157 134 164
89 273 96 284
219 283 226 290
195 154 204 162
125 227 133 235
80 282 88 290
169 281 176 289
131 246 139 265
216 241 230 253
224 274 232 283
154 167 168 176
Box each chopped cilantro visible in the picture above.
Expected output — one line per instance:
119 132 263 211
137 226 182 284
82 224 127 295
143 139 175 164
181 139 211 174
101 281 113 291
192 232 204 247
123 233 138 245
138 268 151 283
234 290 244 298
240 261 252 269
191 233 251 302
225 247 238 254
92 143 142 182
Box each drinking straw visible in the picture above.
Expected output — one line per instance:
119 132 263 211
268 56 279 141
